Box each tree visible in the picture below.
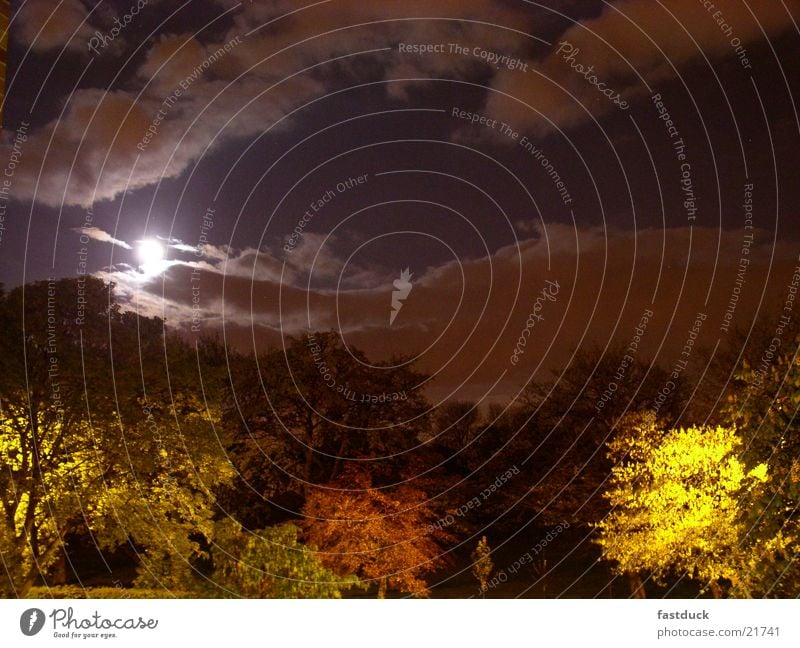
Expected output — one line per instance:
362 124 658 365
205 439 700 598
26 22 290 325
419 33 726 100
595 413 768 597
0 277 234 595
516 346 687 526
87 399 236 592
687 314 800 425
720 324 800 596
209 519 358 598
427 400 482 473
471 535 493 596
224 332 430 522
301 467 451 598
0 277 116 594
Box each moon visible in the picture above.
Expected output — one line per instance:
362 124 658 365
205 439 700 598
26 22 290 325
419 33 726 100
138 239 164 264
137 239 166 275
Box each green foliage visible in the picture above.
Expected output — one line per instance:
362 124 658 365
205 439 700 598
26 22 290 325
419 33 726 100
595 413 769 596
27 586 190 599
0 277 235 596
0 278 116 595
721 328 800 596
209 519 358 598
92 403 236 593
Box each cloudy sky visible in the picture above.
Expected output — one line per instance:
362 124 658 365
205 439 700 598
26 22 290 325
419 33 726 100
2 0 799 403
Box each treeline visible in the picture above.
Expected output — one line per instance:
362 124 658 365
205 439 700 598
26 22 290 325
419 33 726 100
0 277 798 597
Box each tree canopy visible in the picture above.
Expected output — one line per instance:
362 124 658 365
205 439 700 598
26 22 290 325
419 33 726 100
595 412 769 596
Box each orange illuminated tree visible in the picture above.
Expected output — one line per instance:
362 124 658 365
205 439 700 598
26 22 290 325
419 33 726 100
301 468 451 598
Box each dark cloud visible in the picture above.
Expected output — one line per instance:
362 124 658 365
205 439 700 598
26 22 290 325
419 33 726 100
483 0 800 136
6 0 534 207
8 0 797 208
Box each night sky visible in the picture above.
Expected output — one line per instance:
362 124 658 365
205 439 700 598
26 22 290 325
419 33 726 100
2 0 799 403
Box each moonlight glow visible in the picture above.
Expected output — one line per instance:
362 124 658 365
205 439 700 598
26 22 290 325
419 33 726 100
137 239 167 277
138 239 165 265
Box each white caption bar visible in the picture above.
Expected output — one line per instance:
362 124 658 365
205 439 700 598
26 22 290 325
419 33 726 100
1 599 797 647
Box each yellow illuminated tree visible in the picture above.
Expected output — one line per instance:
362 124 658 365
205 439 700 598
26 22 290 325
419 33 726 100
0 278 235 596
471 535 493 596
719 325 800 596
595 413 768 597
0 278 115 595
